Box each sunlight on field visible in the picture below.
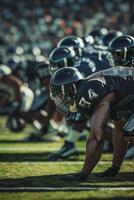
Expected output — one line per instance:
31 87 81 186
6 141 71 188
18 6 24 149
0 117 134 199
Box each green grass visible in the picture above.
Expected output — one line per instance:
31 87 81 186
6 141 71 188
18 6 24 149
0 117 134 200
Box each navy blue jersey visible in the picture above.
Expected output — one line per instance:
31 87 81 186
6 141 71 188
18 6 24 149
67 55 111 122
83 46 114 67
74 56 110 78
67 111 86 123
76 76 134 120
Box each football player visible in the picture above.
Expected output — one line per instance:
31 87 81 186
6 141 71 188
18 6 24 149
50 66 134 181
102 30 123 48
108 34 134 160
47 45 113 160
57 34 114 68
0 64 35 131
108 35 134 67
21 61 64 141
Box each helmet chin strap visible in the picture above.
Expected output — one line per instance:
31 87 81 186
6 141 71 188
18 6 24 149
131 57 134 67
63 58 68 67
69 83 78 112
122 47 128 65
123 60 130 66
69 100 78 112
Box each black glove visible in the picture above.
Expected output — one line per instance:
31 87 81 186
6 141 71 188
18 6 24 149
97 165 120 177
60 171 88 182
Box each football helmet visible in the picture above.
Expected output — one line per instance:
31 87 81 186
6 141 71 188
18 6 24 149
49 46 76 74
50 67 84 114
108 35 134 66
57 35 85 57
102 30 123 47
36 61 50 78
82 35 94 47
6 113 25 132
89 28 108 45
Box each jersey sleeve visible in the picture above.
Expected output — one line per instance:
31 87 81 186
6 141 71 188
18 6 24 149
76 79 107 117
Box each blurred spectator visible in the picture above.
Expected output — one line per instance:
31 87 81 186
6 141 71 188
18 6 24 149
0 0 133 56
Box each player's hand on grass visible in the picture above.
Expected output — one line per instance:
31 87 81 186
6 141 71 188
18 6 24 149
61 171 88 182
97 165 120 177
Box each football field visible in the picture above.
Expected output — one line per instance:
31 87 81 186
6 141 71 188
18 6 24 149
0 117 134 200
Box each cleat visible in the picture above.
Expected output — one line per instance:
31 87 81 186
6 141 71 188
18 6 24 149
125 145 134 160
22 129 61 142
22 132 44 142
123 114 134 137
78 134 87 141
47 140 79 161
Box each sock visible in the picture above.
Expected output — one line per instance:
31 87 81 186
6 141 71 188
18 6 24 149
79 129 89 138
67 129 81 143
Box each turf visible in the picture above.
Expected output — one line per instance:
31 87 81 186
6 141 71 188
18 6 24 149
0 117 134 200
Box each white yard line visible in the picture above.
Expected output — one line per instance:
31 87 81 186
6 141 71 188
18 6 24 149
0 161 85 165
0 147 85 151
0 161 133 165
0 186 133 191
0 161 100 164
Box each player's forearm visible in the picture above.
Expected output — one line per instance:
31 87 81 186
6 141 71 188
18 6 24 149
2 75 23 101
112 129 128 167
81 99 112 174
81 135 104 175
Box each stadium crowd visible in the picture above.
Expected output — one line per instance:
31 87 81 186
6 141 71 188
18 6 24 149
0 0 134 181
0 0 133 55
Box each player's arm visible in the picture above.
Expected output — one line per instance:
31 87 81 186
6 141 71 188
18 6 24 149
2 74 34 112
62 93 115 181
81 93 114 175
2 74 23 101
98 120 128 177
